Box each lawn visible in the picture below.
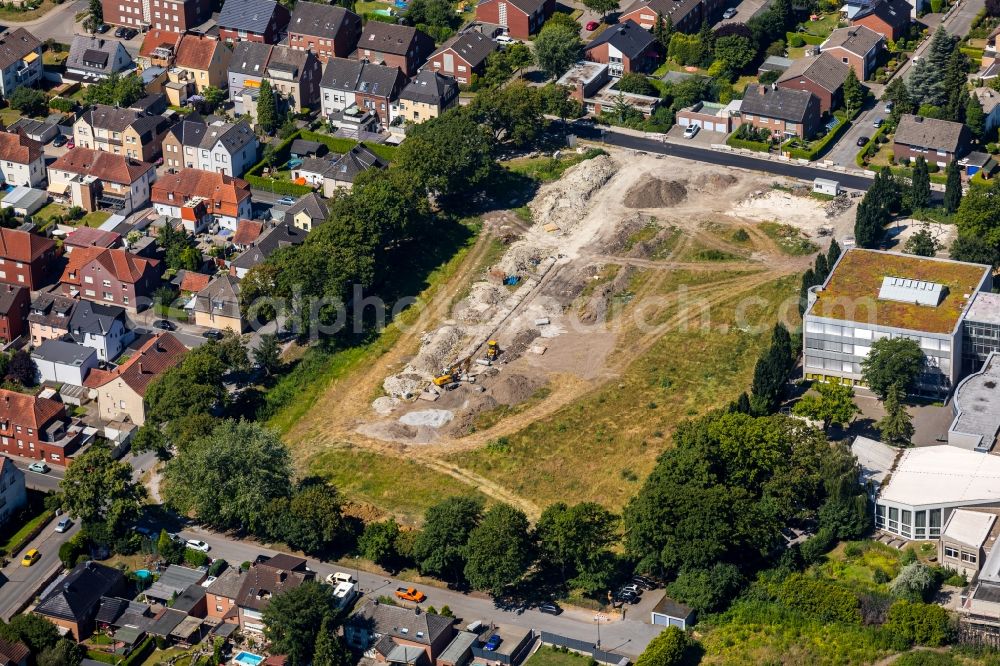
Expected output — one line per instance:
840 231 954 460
80 211 112 227
798 12 842 39
526 647 596 666
34 202 69 223
0 0 58 21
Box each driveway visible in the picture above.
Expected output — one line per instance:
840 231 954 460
0 0 84 45
715 0 770 28
825 98 885 166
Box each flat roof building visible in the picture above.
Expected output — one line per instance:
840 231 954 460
949 351 1000 453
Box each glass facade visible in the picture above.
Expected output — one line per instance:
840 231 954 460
875 503 942 540
962 318 1000 374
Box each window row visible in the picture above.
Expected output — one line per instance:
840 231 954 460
876 504 942 540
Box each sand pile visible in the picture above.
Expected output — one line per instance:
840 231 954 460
372 396 400 415
623 179 688 208
491 373 546 405
529 154 618 232
497 244 543 277
446 393 501 435
454 282 507 323
691 173 738 192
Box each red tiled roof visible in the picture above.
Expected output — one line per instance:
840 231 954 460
232 219 264 246
64 227 121 249
175 34 219 70
151 169 251 219
0 636 30 666
60 247 160 287
0 227 55 263
84 333 187 395
50 147 155 185
140 29 182 58
179 271 211 293
0 131 41 165
0 388 66 430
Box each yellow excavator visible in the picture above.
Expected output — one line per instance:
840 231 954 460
433 357 472 386
486 340 500 361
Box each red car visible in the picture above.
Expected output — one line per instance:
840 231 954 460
585 20 599 30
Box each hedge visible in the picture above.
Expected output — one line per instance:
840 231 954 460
0 508 54 558
855 124 888 167
961 46 985 60
245 175 313 197
123 637 155 666
246 130 303 178
781 116 851 160
786 31 826 45
727 135 771 152
85 650 119 664
299 130 398 162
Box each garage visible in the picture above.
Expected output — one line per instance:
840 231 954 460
649 595 696 630
704 121 716 132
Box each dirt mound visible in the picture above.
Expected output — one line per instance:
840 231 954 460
579 265 635 324
691 173 738 192
372 396 400 415
605 213 653 255
384 421 418 439
383 373 425 399
446 392 500 435
410 325 464 375
490 373 546 405
623 178 688 208
454 282 507 323
529 154 618 232
496 244 543 277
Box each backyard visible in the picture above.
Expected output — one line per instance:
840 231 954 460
526 647 597 666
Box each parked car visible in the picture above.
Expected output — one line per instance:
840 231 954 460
27 462 49 473
55 517 72 533
202 329 223 341
585 20 599 30
135 526 156 537
873 118 883 128
683 124 699 139
539 603 562 615
94 23 109 33
51 134 67 147
857 136 869 147
884 101 894 112
620 584 641 595
276 196 296 206
396 587 426 602
153 319 176 331
484 634 502 651
617 589 639 600
496 34 516 44
616 592 640 604
21 549 40 567
631 576 654 589
186 539 210 552
722 7 738 18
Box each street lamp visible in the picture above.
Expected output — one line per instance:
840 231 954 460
594 614 607 650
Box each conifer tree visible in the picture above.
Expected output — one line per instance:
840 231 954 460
911 156 931 210
944 160 962 213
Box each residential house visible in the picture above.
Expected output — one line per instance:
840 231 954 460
893 114 970 166
32 339 99 386
64 227 122 254
820 26 884 81
427 31 497 85
173 269 212 295
0 227 56 289
60 246 163 312
583 20 659 76
984 26 1000 73
170 34 232 99
396 70 458 124
68 300 133 361
218 0 290 44
291 144 386 195
739 83 820 139
236 554 313 634
28 292 76 347
137 29 183 69
205 567 245 624
558 61 661 117
0 131 44 188
776 53 851 114
161 119 259 178
152 168 252 232
230 222 306 278
476 0 556 39
0 456 26 528
354 23 434 77
285 192 328 231
194 274 243 332
103 0 212 32
84 333 187 425
938 508 1000 579
73 105 171 162
288 2 362 62
232 219 264 250
35 562 127 640
229 42 321 119
48 148 156 215
345 600 455 662
0 638 28 666
65 36 134 83
0 387 95 464
974 87 1000 133
850 0 911 41
0 284 29 343
320 58 405 129
0 28 42 98
619 0 719 34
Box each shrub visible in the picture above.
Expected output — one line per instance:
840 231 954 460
668 563 744 614
800 527 837 564
634 626 692 666
884 600 954 647
789 33 805 47
844 542 863 559
777 573 862 624
208 559 228 577
891 563 936 601
184 548 209 568
48 97 75 113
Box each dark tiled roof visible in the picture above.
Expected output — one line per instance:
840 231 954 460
28 291 76 328
231 222 307 270
0 284 26 317
0 637 29 666
266 44 311 79
67 36 129 74
321 58 403 97
218 0 285 34
350 601 455 646
894 113 967 152
0 28 40 71
822 25 883 56
400 70 458 106
207 567 246 600
431 31 497 69
79 105 139 133
69 299 127 340
853 0 911 30
236 555 311 612
172 584 207 613
480 0 547 15
585 20 656 60
36 562 124 623
148 608 187 637
285 191 328 222
329 144 386 184
741 83 815 123
194 274 241 319
776 53 850 93
358 23 426 56
289 1 359 38
230 41 273 76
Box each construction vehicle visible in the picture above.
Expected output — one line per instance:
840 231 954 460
433 357 472 386
486 340 500 361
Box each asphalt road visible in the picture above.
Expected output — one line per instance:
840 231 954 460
825 99 887 166
10 459 65 493
174 525 663 658
0 520 80 621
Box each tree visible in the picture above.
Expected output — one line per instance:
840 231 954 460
890 562 936 601
83 73 145 107
145 343 229 424
634 627 692 666
263 581 338 666
395 107 493 200
885 601 954 647
652 14 674 50
313 617 352 666
750 323 793 414
944 159 962 214
37 639 85 666
87 0 103 27
910 156 931 210
0 614 61 653
163 419 292 532
908 27 957 107
714 34 755 71
862 337 925 399
6 350 36 386
944 49 970 123
883 77 915 123
266 479 344 554
616 72 658 96
581 0 616 18
412 496 483 583
666 563 744 613
792 381 860 430
9 87 48 117
955 178 1000 253
799 267 816 316
967 93 986 142
842 67 864 115
533 24 583 79
202 85 226 113
254 334 282 376
854 196 884 249
878 382 915 447
469 82 545 147
814 253 829 284
535 501 617 585
904 227 939 256
257 79 277 134
358 519 400 567
132 424 169 460
951 233 1000 267
464 503 533 595
60 446 146 540
157 528 184 564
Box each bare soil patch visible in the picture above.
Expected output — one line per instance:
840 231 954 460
623 179 689 208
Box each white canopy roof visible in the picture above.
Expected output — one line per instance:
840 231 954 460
880 446 1000 508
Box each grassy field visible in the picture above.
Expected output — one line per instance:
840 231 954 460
80 211 111 227
448 273 798 510
0 0 58 20
759 222 820 256
526 647 596 666
309 446 484 524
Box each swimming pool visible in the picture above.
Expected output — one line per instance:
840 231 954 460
233 652 265 666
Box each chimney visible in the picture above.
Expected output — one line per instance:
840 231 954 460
758 85 766 95
138 362 144 374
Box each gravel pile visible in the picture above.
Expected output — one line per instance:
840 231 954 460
529 155 618 232
623 178 688 208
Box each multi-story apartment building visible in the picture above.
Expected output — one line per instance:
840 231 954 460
476 0 556 38
103 0 212 32
803 248 993 397
65 36 133 82
229 42 320 118
353 22 434 77
820 25 884 81
320 58 405 129
27 292 76 347
218 0 289 44
0 228 56 290
170 33 232 96
0 456 26 527
427 31 497 85
48 148 157 216
0 28 42 98
60 247 163 312
73 105 170 163
619 0 718 33
151 168 252 232
0 284 29 344
161 118 258 177
287 2 361 62
68 300 133 362
395 70 459 124
0 388 94 465
0 130 44 188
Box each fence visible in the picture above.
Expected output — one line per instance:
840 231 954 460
539 632 631 665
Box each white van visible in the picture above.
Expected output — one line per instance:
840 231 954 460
496 34 516 44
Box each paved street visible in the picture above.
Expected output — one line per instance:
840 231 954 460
825 99 886 166
174 525 663 658
10 458 64 493
0 0 84 45
0 520 79 621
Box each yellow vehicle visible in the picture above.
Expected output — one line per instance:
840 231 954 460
486 340 500 360
432 374 454 386
21 549 40 567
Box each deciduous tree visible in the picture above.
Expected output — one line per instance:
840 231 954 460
412 496 484 583
634 627 692 666
263 581 338 666
862 337 924 398
792 382 860 430
535 501 617 585
83 73 145 108
582 0 617 18
60 446 146 540
533 24 583 79
358 519 401 568
904 227 939 256
396 107 493 200
464 503 533 595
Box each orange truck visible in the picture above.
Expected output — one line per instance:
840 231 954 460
396 587 426 602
